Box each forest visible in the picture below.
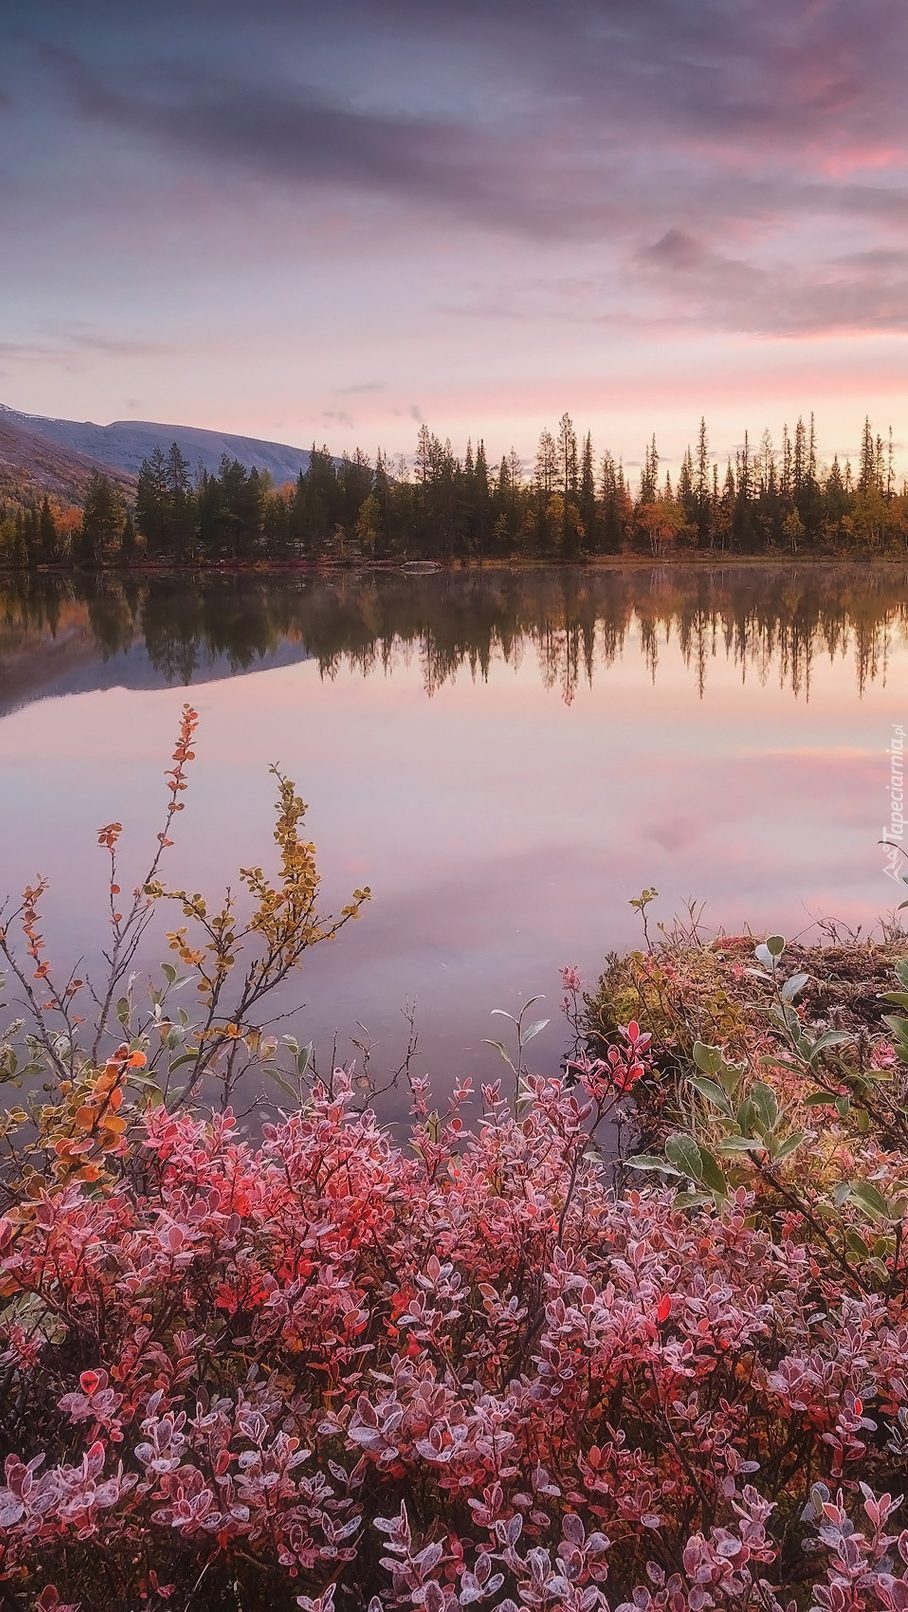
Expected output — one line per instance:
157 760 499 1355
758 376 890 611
2 413 908 567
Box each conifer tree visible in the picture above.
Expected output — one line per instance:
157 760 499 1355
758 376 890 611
79 473 122 566
38 496 57 565
579 432 598 551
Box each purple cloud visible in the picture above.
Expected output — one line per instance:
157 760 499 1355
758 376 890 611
23 0 908 339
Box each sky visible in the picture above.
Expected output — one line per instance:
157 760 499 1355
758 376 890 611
2 0 908 474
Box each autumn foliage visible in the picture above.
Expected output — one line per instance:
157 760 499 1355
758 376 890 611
1 715 907 1612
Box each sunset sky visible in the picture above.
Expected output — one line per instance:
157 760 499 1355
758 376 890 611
3 0 908 473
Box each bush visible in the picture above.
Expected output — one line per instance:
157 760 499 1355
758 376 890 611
1 716 907 1612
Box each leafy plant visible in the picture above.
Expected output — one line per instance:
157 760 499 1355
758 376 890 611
2 757 908 1612
630 934 908 1298
0 705 370 1211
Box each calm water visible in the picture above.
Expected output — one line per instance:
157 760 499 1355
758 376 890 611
1 564 906 1115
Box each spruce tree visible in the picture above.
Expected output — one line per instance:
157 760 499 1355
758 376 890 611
38 497 57 565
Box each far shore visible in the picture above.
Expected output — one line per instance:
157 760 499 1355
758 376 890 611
4 550 908 580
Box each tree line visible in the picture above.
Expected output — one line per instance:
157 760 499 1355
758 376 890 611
2 413 907 568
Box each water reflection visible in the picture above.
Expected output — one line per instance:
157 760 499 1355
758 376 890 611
0 564 905 1112
2 563 907 712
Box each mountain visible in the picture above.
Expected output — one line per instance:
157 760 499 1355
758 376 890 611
0 404 314 486
0 412 137 506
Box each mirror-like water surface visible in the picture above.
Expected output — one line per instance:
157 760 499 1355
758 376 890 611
1 564 905 1109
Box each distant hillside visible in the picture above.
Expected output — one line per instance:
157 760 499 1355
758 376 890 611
0 413 137 507
0 405 314 486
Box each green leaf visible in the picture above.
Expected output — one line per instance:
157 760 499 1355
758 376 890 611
771 1131 808 1162
167 1051 199 1074
673 1190 712 1210
713 1135 764 1153
687 1074 733 1115
882 1014 908 1040
804 1091 835 1108
848 1182 892 1222
161 963 177 984
625 1153 683 1177
264 1066 301 1103
296 1041 314 1076
717 1060 746 1099
893 958 908 990
766 934 786 958
844 1230 870 1259
754 944 775 970
520 1017 550 1047
482 1039 515 1068
692 1041 725 1075
665 1132 704 1182
780 1002 803 1036
781 972 810 1002
750 1081 779 1134
662 1134 726 1197
879 991 908 1009
807 1029 853 1060
835 1095 851 1118
736 1098 757 1134
695 1144 728 1197
116 997 130 1026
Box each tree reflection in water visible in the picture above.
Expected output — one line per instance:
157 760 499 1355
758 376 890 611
1 564 907 709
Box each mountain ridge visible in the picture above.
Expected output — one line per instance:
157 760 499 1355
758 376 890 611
0 412 138 506
0 404 315 490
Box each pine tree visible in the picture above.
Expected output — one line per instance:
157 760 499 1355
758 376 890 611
695 417 711 547
535 430 557 498
120 510 137 562
579 432 598 550
677 447 696 526
38 496 57 565
793 418 807 501
135 447 169 557
474 439 491 559
859 417 877 495
639 436 659 504
79 473 122 566
556 413 578 498
780 424 792 501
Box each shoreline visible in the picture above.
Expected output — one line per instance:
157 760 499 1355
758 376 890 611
3 551 908 580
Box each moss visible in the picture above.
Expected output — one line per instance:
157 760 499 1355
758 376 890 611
584 931 908 1150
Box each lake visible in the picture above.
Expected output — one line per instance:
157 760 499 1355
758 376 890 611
1 563 905 1118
